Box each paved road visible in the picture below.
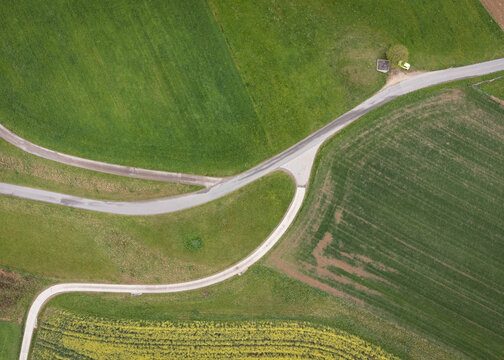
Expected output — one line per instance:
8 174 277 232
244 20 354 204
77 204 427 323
2 58 504 215
18 185 306 360
13 58 504 359
0 123 222 187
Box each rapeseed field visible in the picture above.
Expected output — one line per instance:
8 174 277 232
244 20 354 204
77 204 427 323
33 309 399 359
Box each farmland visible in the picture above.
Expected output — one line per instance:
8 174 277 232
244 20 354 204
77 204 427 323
0 139 199 201
1 1 503 175
1 1 503 358
0 172 294 283
40 266 459 360
269 77 504 359
33 309 399 359
0 269 44 323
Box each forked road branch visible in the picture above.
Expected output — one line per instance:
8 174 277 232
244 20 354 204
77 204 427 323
2 59 504 216
12 58 504 360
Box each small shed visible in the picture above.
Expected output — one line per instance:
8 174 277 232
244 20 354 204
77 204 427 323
376 59 390 73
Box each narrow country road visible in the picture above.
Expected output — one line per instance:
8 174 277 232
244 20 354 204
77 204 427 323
0 123 222 187
12 58 504 360
18 183 308 360
2 58 504 215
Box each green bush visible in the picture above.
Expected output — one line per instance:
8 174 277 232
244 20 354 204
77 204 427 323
387 44 409 67
184 234 204 252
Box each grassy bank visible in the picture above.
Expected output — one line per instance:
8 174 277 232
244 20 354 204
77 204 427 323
0 139 199 201
0 172 294 283
1 0 502 175
271 77 504 359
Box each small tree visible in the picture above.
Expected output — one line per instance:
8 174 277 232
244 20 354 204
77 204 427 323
386 44 409 68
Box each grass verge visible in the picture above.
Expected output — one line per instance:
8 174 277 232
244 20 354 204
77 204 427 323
0 172 294 283
0 139 200 201
478 76 504 100
269 76 504 359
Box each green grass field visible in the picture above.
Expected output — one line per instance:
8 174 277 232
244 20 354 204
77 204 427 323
271 77 504 359
0 172 294 283
0 0 268 176
1 0 502 175
0 321 21 360
208 0 504 162
40 266 459 360
0 139 199 200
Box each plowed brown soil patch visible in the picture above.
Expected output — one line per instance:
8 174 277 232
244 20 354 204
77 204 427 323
272 257 364 306
313 233 388 283
303 261 381 296
480 0 504 29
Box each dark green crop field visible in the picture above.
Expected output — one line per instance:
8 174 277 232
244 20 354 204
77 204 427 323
271 79 504 359
1 0 502 175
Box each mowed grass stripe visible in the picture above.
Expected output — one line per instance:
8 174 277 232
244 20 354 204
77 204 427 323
276 83 504 359
0 321 21 360
0 0 267 175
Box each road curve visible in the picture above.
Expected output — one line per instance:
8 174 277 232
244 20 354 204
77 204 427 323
13 58 504 359
2 58 504 215
0 123 222 187
18 185 306 360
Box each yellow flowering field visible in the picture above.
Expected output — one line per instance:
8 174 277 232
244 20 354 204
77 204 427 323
32 309 399 359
